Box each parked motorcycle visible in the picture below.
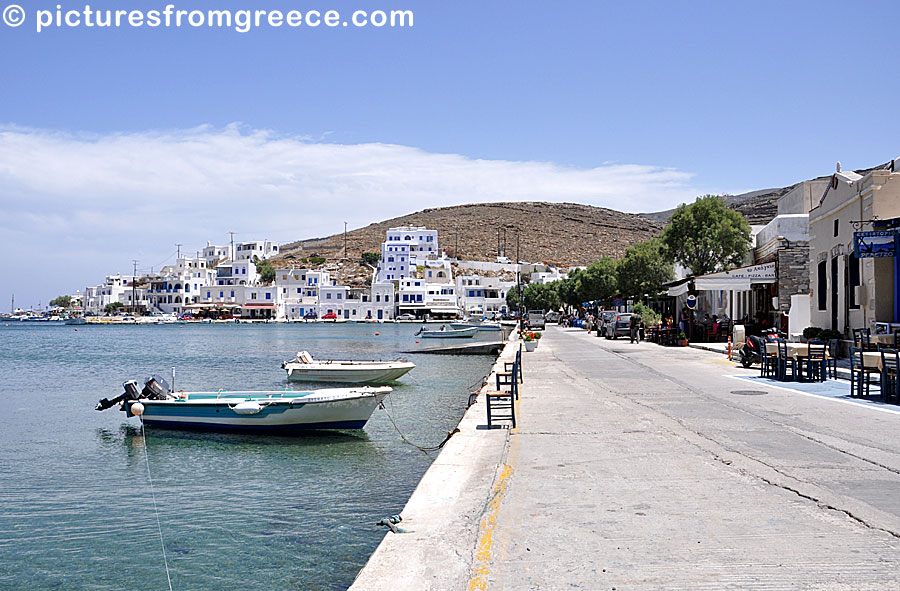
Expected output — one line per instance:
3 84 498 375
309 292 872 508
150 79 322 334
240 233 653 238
739 328 782 368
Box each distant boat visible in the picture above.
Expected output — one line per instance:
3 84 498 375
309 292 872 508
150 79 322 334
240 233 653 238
451 322 503 332
64 317 87 325
95 376 390 433
282 351 415 384
415 326 478 338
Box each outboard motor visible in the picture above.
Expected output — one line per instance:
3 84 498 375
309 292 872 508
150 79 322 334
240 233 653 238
95 379 142 411
141 376 171 400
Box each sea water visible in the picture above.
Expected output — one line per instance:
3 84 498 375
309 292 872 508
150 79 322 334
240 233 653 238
0 322 497 590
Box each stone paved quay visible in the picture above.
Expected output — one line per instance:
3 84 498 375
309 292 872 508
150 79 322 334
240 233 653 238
351 327 900 591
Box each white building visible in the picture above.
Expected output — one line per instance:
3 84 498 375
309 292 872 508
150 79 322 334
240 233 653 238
235 240 279 261
810 160 900 335
376 227 439 283
457 274 516 318
84 274 144 314
147 257 214 315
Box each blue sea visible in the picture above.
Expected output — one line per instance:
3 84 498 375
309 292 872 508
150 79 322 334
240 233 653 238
0 322 497 590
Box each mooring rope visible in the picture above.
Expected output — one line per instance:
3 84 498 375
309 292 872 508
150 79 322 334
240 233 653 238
139 418 174 591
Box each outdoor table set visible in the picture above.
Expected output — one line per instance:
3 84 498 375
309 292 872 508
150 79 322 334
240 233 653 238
763 341 830 382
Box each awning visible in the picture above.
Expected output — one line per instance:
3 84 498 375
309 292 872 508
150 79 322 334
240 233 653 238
694 262 776 292
242 303 277 309
184 302 241 309
666 281 691 297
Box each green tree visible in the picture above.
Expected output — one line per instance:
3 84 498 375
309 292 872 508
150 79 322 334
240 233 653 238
575 257 618 305
104 302 125 315
616 237 674 299
662 195 751 276
361 252 381 266
49 295 73 309
253 256 276 284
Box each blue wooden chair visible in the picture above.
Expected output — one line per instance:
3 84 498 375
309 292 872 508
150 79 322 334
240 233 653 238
826 339 839 379
849 347 877 398
776 340 795 381
881 349 900 404
799 341 827 382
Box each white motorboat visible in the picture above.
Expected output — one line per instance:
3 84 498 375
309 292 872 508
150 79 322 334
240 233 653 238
96 375 390 433
282 351 415 384
415 326 478 338
451 322 503 332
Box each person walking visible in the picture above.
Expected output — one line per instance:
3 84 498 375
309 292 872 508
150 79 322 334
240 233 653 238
629 313 641 344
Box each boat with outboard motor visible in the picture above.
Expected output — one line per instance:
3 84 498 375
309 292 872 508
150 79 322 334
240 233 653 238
282 351 415 384
95 376 390 432
450 322 503 332
415 325 478 338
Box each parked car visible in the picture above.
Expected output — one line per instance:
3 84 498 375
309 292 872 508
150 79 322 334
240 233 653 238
321 312 338 320
597 310 617 337
396 313 416 321
545 311 561 324
303 311 318 320
527 310 546 330
605 313 633 339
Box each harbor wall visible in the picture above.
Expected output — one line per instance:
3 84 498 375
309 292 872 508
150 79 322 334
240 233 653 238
347 340 518 590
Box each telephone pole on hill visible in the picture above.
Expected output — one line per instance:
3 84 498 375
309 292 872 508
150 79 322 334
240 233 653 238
344 222 348 260
176 243 183 259
132 260 139 315
228 232 236 261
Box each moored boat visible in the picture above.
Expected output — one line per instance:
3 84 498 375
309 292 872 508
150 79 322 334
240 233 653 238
95 376 390 432
451 322 503 332
415 325 478 338
282 351 415 384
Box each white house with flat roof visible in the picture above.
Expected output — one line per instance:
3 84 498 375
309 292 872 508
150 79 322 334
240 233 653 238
457 274 516 318
376 227 439 282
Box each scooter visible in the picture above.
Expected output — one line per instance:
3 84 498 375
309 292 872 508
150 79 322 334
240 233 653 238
739 328 782 368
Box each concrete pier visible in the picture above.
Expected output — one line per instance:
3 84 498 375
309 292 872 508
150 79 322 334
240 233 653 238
352 327 900 590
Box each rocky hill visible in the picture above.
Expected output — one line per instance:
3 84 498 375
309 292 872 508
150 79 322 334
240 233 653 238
273 202 664 270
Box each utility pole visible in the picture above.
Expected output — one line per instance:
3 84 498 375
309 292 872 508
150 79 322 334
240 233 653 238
10 294 13 314
176 243 183 259
344 222 348 260
497 228 501 258
516 231 523 333
132 260 139 315
455 226 459 259
228 231 236 261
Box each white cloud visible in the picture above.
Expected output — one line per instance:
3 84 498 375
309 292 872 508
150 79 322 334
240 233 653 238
0 124 701 306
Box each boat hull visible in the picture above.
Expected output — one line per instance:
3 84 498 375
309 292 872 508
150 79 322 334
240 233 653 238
418 327 478 338
127 389 389 432
284 363 415 384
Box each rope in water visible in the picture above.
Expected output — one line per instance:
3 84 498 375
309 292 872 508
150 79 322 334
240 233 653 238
139 418 174 591
378 372 489 455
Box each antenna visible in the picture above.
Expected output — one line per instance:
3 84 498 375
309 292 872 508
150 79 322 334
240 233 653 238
132 260 139 315
176 243 183 259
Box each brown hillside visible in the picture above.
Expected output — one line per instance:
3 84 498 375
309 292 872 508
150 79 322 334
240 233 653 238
274 202 664 269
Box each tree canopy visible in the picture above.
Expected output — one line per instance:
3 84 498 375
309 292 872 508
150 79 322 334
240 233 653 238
506 282 560 312
662 195 751 276
361 252 381 266
253 256 276 284
49 295 73 309
616 237 674 298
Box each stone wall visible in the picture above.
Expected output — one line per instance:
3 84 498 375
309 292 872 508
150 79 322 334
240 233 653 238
776 241 809 312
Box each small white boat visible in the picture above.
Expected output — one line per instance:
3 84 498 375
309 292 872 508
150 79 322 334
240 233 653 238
282 351 415 384
415 326 478 338
96 376 390 433
451 322 503 332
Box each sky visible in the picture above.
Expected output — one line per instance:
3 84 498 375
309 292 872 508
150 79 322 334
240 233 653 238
1 0 899 308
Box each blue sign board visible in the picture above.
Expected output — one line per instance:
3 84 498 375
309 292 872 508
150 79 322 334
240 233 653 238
854 231 898 258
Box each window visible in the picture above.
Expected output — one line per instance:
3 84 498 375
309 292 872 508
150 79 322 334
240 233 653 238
817 260 827 311
849 254 860 309
265 293 271 300
297 288 302 294
219 291 224 298
231 291 235 297
326 293 332 299
337 293 342 300
833 219 839 237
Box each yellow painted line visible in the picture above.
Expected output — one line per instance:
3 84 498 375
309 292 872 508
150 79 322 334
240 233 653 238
468 463 514 591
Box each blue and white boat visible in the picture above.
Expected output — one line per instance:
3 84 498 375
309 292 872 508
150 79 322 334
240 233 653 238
95 376 390 433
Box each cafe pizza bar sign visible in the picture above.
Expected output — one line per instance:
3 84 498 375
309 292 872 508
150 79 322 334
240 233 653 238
854 231 899 258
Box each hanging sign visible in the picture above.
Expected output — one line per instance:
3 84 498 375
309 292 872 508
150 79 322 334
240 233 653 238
854 231 898 258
